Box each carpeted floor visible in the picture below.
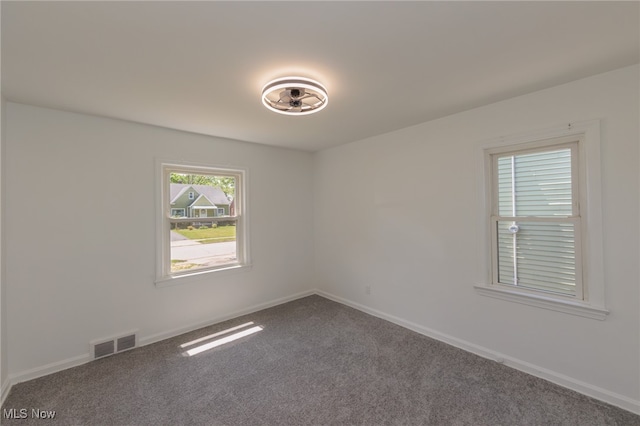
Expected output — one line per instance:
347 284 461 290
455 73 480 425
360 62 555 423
2 295 639 425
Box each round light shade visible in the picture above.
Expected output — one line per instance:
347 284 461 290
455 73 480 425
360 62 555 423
262 77 328 116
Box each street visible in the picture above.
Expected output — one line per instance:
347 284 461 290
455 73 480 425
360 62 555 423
171 240 236 268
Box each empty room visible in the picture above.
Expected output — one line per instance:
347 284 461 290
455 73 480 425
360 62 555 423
1 1 639 424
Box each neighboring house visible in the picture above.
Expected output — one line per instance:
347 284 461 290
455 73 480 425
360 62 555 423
170 184 231 218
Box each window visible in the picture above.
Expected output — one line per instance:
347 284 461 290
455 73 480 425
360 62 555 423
475 121 607 320
217 208 225 216
156 161 249 286
492 142 580 296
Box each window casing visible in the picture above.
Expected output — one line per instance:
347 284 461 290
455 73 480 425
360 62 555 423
156 161 249 286
475 121 608 320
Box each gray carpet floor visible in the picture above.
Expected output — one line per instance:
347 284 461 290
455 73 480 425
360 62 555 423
2 295 639 425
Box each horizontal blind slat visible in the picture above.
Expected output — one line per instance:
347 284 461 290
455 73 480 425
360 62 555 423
497 220 576 296
498 148 573 217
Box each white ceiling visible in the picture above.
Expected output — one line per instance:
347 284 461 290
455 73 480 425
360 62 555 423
2 1 638 152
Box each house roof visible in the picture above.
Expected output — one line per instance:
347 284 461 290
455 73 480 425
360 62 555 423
191 194 216 208
170 184 230 206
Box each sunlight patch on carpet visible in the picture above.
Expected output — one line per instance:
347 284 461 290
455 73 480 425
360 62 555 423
180 322 257 348
183 325 263 356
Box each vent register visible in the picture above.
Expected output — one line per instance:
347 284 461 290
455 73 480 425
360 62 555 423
91 332 137 359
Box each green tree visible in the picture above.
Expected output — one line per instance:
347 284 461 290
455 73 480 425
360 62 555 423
170 173 235 198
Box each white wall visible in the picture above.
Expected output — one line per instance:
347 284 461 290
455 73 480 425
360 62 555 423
314 65 640 411
0 95 7 401
4 103 314 379
0 1 7 399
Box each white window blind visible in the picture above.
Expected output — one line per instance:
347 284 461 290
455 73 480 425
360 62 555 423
492 145 581 298
497 149 573 217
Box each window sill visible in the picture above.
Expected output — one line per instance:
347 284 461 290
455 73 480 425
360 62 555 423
155 264 252 288
474 284 609 320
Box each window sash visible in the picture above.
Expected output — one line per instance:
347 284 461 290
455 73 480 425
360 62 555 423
497 148 574 218
489 139 583 300
491 216 583 299
490 141 579 219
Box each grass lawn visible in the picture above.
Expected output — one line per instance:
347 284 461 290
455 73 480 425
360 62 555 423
174 225 236 243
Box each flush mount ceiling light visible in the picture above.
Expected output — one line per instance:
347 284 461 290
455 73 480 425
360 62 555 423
261 77 328 116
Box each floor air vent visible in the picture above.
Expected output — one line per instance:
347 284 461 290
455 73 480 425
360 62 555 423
117 334 136 352
91 331 137 359
93 340 115 359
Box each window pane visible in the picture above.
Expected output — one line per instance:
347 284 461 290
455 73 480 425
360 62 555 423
497 221 576 296
497 222 516 286
169 173 237 273
498 149 572 217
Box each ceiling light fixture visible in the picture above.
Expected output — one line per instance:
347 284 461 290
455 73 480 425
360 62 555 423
261 77 328 116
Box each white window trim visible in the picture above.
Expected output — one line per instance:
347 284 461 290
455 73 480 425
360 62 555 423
170 208 186 217
155 160 251 287
474 120 608 320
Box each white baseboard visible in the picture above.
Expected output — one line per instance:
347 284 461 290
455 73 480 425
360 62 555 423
316 289 640 416
5 352 90 402
139 289 316 347
1 376 11 406
3 289 317 397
